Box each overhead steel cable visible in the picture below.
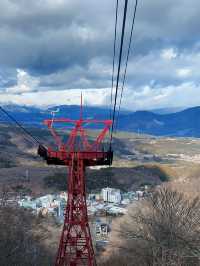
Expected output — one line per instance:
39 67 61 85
0 106 41 145
107 0 119 190
110 0 129 147
110 0 119 120
115 0 138 131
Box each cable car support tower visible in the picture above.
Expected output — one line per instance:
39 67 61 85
38 99 113 266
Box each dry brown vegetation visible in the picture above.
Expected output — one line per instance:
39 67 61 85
2 124 200 265
100 187 200 266
0 205 60 266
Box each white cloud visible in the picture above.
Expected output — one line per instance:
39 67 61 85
1 0 200 111
0 87 110 108
6 69 39 94
176 68 192 78
2 44 200 110
123 82 200 110
0 68 112 108
2 80 200 111
161 48 177 60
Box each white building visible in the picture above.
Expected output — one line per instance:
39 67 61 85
107 206 127 215
101 187 121 204
38 194 54 208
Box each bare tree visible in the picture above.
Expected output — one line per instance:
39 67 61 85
0 206 53 266
100 187 200 266
0 185 9 206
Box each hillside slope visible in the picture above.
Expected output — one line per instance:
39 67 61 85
1 105 200 137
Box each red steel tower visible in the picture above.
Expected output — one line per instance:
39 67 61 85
38 103 113 266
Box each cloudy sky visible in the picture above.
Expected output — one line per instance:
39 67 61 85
0 0 200 110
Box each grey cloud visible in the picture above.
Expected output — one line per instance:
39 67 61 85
2 0 199 73
0 0 200 109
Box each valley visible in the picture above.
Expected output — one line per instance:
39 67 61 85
1 122 200 197
1 121 200 265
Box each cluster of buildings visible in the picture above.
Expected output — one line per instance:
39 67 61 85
18 187 147 218
17 187 147 241
18 192 67 221
87 187 145 216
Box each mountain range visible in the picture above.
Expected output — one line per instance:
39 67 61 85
0 104 200 137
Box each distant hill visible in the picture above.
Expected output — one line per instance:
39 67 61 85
117 106 200 137
150 107 185 114
0 104 113 126
1 104 200 137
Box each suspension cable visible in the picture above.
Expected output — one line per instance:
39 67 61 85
115 0 138 131
110 0 129 147
110 0 119 120
0 106 41 145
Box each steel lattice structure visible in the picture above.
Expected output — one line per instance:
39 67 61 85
38 106 113 266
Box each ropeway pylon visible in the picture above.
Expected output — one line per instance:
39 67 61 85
38 99 113 266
